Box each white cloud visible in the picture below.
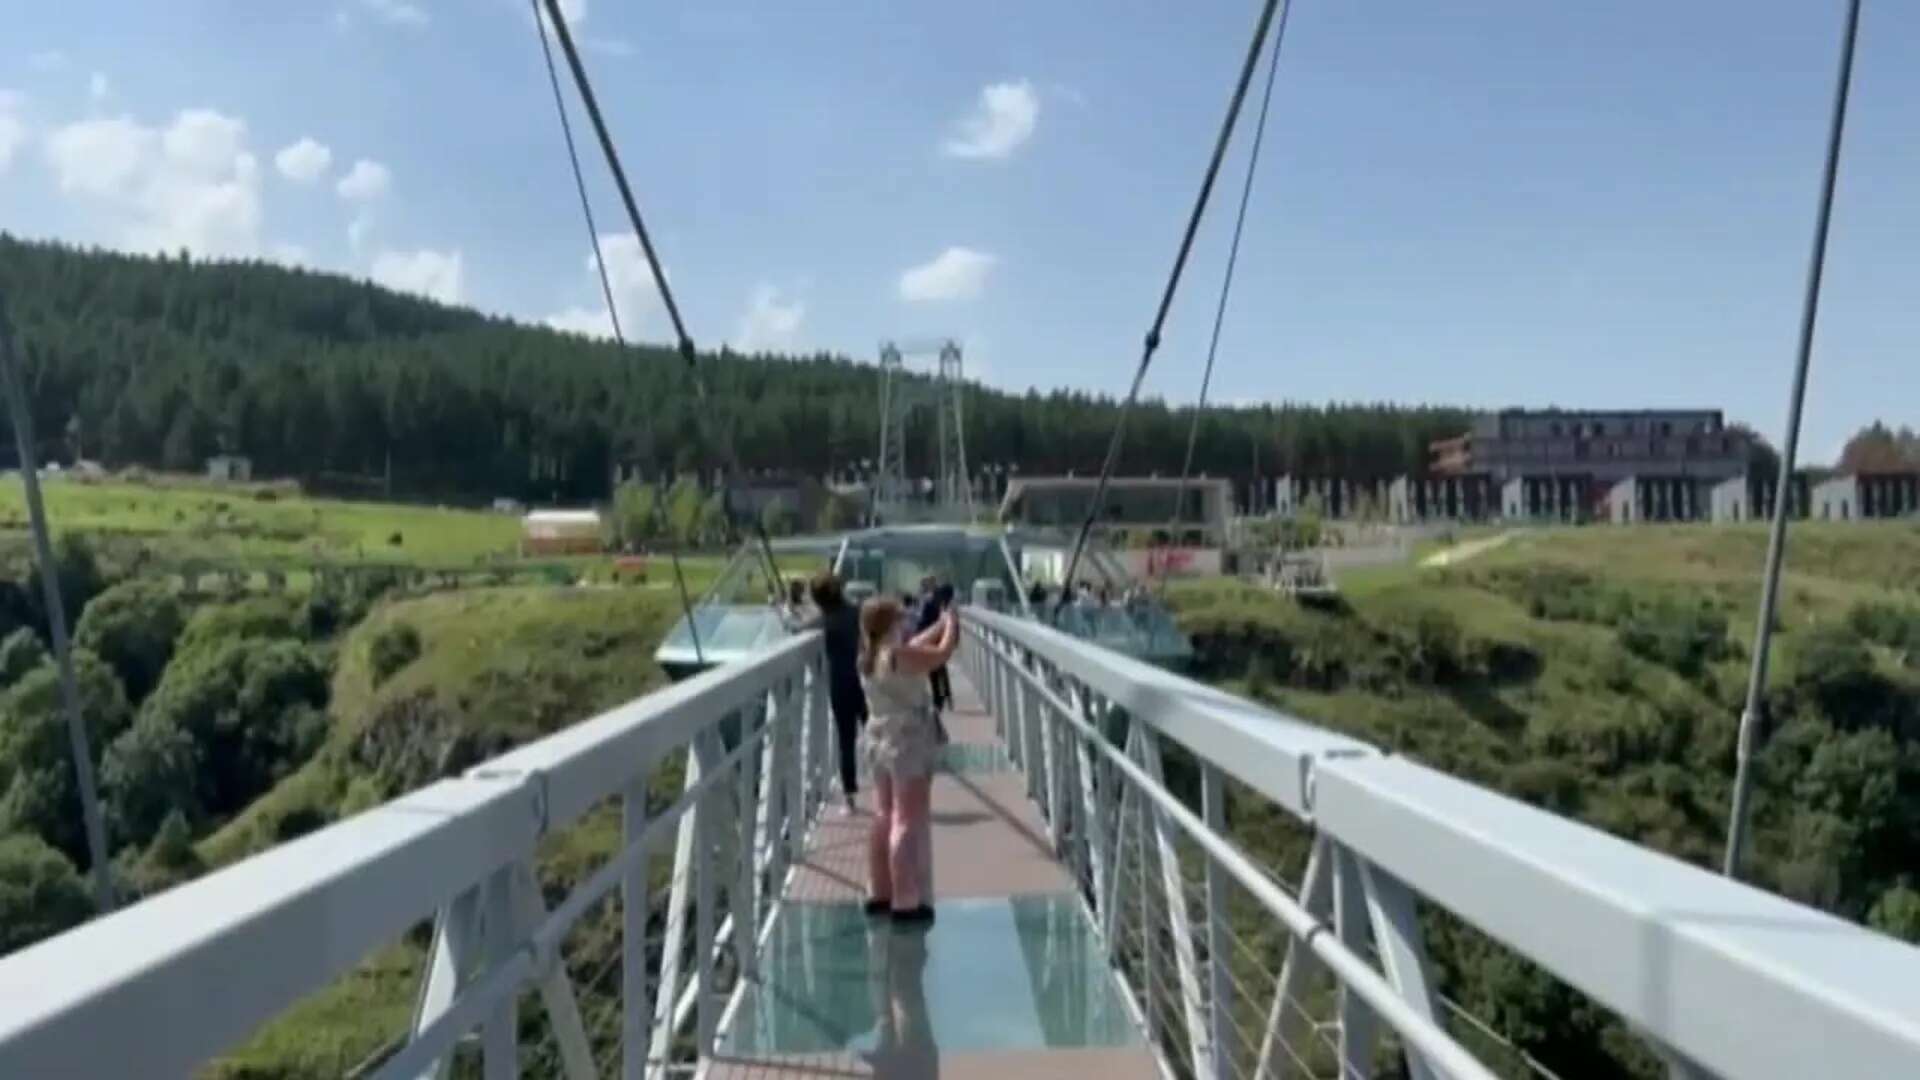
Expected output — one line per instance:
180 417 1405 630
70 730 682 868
731 284 804 353
0 92 26 175
88 73 110 102
942 80 1038 160
45 115 153 195
274 137 332 183
542 232 665 339
269 242 311 266
347 213 373 254
546 305 615 340
335 158 391 201
45 108 264 258
898 246 995 302
357 0 428 27
371 247 463 304
28 51 69 73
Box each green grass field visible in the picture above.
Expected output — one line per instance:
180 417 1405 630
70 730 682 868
0 475 523 565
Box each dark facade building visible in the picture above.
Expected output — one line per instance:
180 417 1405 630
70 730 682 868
1430 409 1751 486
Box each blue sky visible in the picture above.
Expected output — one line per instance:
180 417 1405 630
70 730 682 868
2 1 1914 462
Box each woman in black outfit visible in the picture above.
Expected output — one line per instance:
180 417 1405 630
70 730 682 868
802 572 867 812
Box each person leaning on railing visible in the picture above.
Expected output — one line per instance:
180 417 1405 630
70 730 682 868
857 596 958 926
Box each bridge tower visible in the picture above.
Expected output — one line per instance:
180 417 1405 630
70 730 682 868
872 339 974 525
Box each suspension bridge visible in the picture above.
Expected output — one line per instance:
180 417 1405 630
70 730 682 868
2 605 1917 1078
1 0 1916 1076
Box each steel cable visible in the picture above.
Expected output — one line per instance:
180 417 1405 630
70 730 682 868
535 0 787 614
528 0 705 660
1162 0 1293 582
1055 0 1284 611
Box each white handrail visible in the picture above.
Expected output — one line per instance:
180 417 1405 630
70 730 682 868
964 606 1920 1080
0 632 825 1079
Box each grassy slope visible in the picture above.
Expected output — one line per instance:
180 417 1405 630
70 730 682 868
203 585 683 1079
1175 521 1920 869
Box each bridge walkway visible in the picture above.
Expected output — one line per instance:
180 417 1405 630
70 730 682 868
709 669 1157 1078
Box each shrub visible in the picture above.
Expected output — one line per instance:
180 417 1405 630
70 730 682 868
0 628 47 685
0 832 94 954
73 578 185 702
101 713 203 848
176 594 306 655
0 650 132 861
368 622 423 687
1615 598 1730 678
1791 625 1894 728
1869 882 1920 944
140 639 329 818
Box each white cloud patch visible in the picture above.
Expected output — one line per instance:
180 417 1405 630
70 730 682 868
335 158 390 201
347 213 374 254
530 0 632 57
543 232 666 339
731 284 804 353
269 242 311 267
28 51 69 73
371 247 463 304
88 72 110 102
274 137 332 183
942 80 1038 160
357 0 428 27
0 92 26 175
898 246 995 302
44 108 264 258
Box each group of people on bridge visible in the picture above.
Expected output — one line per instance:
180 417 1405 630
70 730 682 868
782 573 961 926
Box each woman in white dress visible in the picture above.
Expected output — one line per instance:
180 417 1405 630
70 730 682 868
858 595 959 925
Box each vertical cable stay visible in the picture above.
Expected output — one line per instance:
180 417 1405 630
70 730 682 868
1054 0 1284 612
529 0 701 662
535 0 786 630
1163 0 1294 582
1723 0 1863 879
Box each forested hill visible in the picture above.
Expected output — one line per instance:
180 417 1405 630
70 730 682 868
0 235 1472 503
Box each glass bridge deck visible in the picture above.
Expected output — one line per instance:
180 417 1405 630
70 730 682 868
655 525 1193 678
708 669 1157 1079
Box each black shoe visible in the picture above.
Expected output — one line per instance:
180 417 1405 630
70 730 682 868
863 899 892 917
890 905 935 926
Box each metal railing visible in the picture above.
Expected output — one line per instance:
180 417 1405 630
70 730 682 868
0 632 836 1080
5 607 1920 1079
961 607 1920 1080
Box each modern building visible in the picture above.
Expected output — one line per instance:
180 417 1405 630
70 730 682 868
1500 475 1595 522
1812 472 1920 521
1430 409 1750 486
1273 475 1389 520
998 475 1233 546
1602 476 1700 524
1388 474 1495 524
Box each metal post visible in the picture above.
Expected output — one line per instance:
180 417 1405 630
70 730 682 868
621 775 651 1080
480 870 519 1080
734 710 759 981
0 295 112 913
1201 764 1232 1080
1333 846 1379 1076
694 734 720 1058
1725 0 1861 879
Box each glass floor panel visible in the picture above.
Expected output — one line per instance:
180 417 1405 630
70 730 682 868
722 894 1138 1056
937 742 1014 776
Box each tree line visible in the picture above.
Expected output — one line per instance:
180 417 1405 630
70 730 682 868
1 235 1475 506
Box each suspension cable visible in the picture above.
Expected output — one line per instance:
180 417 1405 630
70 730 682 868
536 0 787 615
1161 0 1293 584
1054 0 1283 612
529 0 702 661
1724 0 1862 879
